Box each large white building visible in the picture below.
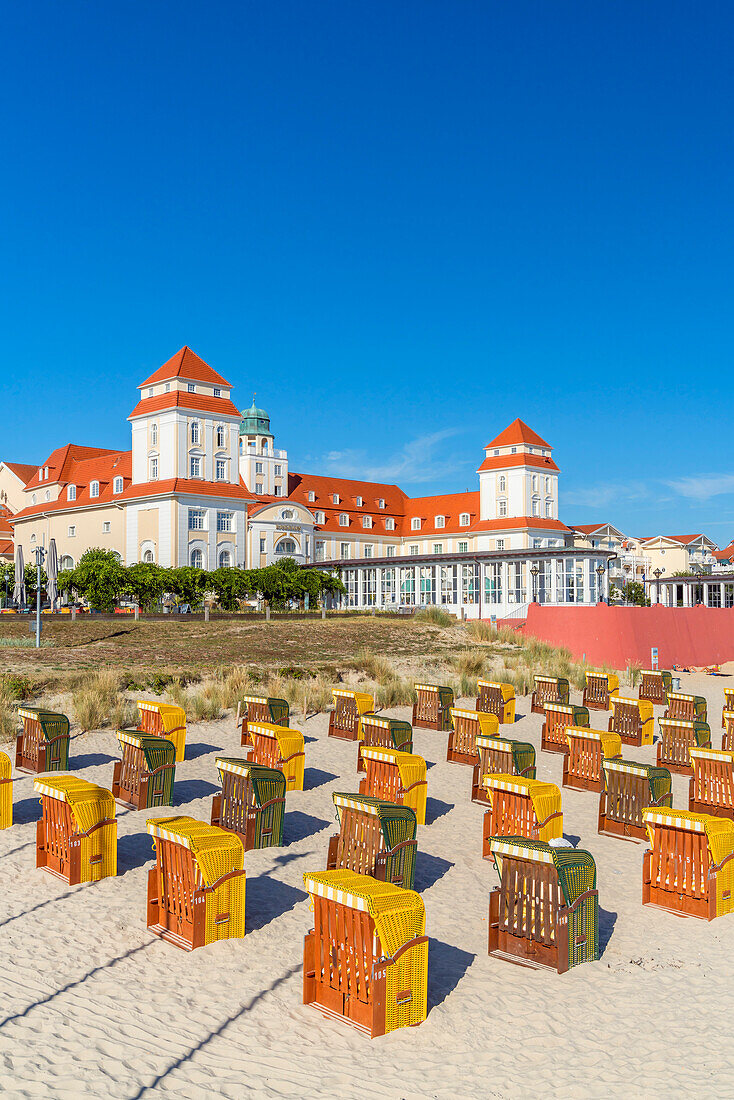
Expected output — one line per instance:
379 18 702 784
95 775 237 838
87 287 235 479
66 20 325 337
4 346 613 616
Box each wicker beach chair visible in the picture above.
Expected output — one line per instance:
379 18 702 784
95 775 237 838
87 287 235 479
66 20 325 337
136 701 186 762
608 697 655 747
723 710 734 750
657 717 711 776
248 721 305 792
724 690 734 729
582 671 620 711
447 706 499 767
236 694 289 746
146 816 246 950
639 670 672 706
326 793 417 888
412 683 454 731
598 759 673 842
688 748 734 819
471 735 537 805
664 692 707 723
541 702 589 754
530 675 570 715
642 808 734 920
359 747 427 825
0 752 12 829
34 776 117 884
357 715 413 773
562 728 622 793
487 837 599 973
328 688 374 741
476 680 516 724
112 731 176 810
303 869 428 1037
211 759 286 849
16 707 70 774
481 775 563 856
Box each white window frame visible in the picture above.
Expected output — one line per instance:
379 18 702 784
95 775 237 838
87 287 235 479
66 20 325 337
435 515 445 529
459 513 470 526
411 518 421 531
103 521 111 534
151 423 158 446
340 542 350 558
191 420 200 445
113 477 123 494
189 508 206 531
68 525 76 537
216 511 233 533
362 516 372 529
216 425 226 447
149 457 158 481
190 456 202 478
67 485 76 501
308 491 316 502
458 541 468 553
90 480 99 498
339 513 349 527
386 518 395 531
498 499 507 517
215 459 227 481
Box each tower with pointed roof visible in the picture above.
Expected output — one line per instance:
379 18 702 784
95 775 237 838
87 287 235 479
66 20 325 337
239 398 288 497
476 419 563 543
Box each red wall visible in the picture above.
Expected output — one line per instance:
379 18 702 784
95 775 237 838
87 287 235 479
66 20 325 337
507 603 734 668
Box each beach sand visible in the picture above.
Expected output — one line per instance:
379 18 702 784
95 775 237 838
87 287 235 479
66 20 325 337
2 669 734 1099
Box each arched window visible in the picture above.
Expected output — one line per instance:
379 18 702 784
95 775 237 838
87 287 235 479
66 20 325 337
276 538 297 554
459 513 470 526
218 549 231 568
113 477 123 494
191 420 200 445
532 474 538 491
151 423 158 446
216 425 226 448
339 513 349 526
143 549 154 563
498 475 506 492
60 555 74 571
90 480 99 498
545 476 551 493
280 509 294 520
190 548 204 568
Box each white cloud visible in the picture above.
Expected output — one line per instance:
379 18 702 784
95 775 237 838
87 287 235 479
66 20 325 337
665 474 734 502
311 428 463 485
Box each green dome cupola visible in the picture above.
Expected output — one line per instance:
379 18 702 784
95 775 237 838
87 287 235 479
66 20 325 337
239 397 273 437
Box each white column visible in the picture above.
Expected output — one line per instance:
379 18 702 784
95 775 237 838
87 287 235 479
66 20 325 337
550 558 558 604
721 582 725 609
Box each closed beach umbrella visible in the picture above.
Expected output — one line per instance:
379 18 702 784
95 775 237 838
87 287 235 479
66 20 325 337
47 538 58 609
13 544 25 606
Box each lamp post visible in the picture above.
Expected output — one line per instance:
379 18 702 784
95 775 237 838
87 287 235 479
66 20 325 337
530 564 539 603
34 544 46 649
596 563 606 603
653 567 663 605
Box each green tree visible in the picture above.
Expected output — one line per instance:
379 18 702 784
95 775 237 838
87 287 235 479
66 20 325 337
208 567 250 611
621 581 651 607
70 548 125 612
123 563 168 611
166 566 208 608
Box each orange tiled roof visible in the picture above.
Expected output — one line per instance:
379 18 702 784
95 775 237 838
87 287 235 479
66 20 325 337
402 491 480 536
13 451 132 519
0 539 13 557
128 391 242 419
3 462 38 485
119 477 254 503
484 419 552 450
468 516 571 533
24 445 121 489
138 346 233 389
477 452 559 473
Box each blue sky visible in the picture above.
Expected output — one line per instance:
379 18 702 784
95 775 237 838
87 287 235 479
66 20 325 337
2 2 733 539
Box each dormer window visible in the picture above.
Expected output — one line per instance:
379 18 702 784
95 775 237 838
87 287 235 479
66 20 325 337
435 515 445 528
216 425 226 447
67 485 76 501
378 498 385 509
113 477 123 494
386 518 395 531
332 493 340 505
411 518 421 531
459 513 470 526
151 422 158 446
90 481 99 498
362 516 372 529
356 496 363 507
308 491 316 502
339 513 349 527
314 510 325 524
191 420 200 445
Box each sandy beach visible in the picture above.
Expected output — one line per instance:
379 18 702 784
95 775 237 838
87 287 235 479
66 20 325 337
2 669 734 1099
